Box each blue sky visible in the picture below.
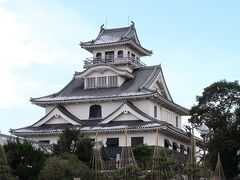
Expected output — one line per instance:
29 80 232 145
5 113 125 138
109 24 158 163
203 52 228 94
0 0 239 134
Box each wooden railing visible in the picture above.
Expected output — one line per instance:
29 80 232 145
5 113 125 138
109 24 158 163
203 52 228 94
83 56 146 68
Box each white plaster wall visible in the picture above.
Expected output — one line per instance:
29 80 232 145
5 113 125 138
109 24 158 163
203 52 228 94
92 45 141 62
44 99 182 128
113 113 139 121
28 135 59 144
45 105 55 114
88 131 157 147
162 108 182 127
87 70 117 78
65 101 122 120
45 116 68 124
133 100 151 116
27 130 190 155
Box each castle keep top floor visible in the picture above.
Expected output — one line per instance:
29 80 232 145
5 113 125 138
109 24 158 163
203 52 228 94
80 22 152 71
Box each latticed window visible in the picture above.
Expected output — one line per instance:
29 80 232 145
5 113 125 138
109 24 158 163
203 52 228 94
108 76 117 87
97 77 107 87
86 78 95 89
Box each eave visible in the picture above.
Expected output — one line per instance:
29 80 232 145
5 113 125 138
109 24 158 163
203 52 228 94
31 93 155 107
80 40 152 56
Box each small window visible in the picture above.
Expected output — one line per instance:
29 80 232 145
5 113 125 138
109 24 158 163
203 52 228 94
127 51 130 57
131 53 135 60
164 139 172 149
187 147 190 155
180 144 186 154
108 76 117 87
176 116 179 127
105 51 114 60
86 78 95 89
39 140 50 144
131 137 143 147
96 52 102 59
89 105 102 119
117 50 123 58
106 138 119 147
172 142 179 151
154 106 157 118
90 138 95 144
97 77 107 88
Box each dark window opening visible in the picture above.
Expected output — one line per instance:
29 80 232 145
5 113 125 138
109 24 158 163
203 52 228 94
131 53 135 60
180 144 186 154
154 106 157 118
89 104 102 119
127 51 130 57
131 137 143 147
176 116 179 127
39 140 50 144
106 138 119 147
96 52 102 59
187 147 190 155
105 51 114 61
173 142 179 151
117 50 123 58
164 139 172 149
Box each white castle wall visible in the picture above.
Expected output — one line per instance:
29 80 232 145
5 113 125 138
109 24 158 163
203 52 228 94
45 99 182 128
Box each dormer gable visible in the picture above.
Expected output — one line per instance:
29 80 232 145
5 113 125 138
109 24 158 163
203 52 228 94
140 65 173 102
33 105 81 127
99 101 154 124
75 65 133 89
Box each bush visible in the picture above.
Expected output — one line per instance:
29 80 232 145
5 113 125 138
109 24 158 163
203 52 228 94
4 139 45 180
39 153 92 180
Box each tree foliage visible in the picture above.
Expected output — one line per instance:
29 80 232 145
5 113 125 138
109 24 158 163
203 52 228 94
189 80 240 178
53 127 93 163
0 145 15 180
39 153 92 180
133 144 152 161
4 139 46 180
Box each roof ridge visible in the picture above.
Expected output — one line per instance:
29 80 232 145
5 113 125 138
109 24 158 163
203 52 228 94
103 26 130 31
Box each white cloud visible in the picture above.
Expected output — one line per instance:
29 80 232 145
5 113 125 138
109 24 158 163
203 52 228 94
0 6 61 108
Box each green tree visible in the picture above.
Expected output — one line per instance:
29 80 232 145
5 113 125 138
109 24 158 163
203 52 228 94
189 80 240 179
39 153 92 180
0 144 15 180
133 144 152 161
4 139 46 180
53 127 93 163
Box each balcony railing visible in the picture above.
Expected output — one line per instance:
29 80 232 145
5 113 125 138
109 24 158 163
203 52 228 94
83 56 146 68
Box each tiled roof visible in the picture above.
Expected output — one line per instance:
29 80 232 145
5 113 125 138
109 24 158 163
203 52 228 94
31 65 161 103
81 25 137 46
80 23 152 56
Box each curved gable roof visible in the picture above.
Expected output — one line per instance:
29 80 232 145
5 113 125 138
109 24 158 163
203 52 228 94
75 64 133 79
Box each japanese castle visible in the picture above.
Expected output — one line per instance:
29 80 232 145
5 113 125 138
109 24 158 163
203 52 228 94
11 22 191 155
